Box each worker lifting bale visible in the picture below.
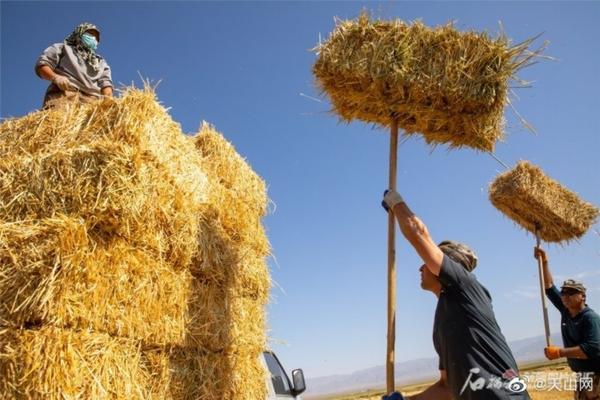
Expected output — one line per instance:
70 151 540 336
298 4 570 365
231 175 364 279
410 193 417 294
489 160 598 351
314 12 545 396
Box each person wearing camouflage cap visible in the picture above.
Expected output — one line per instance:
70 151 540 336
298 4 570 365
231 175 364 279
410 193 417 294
380 190 529 400
535 248 600 399
35 22 113 108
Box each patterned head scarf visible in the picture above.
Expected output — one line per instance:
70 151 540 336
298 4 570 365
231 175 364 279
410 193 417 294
438 240 478 272
65 22 102 72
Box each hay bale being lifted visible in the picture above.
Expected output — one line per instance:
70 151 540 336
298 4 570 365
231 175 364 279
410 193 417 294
313 13 543 151
489 161 599 242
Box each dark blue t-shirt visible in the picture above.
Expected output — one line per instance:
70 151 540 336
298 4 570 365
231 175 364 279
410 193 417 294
545 285 600 372
433 256 530 399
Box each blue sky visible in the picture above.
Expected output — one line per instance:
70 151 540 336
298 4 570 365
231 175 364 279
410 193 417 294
2 1 599 380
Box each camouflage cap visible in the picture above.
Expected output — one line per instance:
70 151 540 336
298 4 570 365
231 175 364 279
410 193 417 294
438 240 478 272
561 279 586 294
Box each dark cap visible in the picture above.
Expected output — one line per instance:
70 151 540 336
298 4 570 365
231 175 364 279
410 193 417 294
561 279 586 294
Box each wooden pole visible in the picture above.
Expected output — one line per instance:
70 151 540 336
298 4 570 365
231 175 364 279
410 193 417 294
535 229 552 347
386 119 399 393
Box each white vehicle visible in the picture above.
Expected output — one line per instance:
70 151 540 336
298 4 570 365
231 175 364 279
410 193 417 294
262 351 306 399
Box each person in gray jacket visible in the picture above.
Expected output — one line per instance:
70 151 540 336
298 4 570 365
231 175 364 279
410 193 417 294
35 22 113 108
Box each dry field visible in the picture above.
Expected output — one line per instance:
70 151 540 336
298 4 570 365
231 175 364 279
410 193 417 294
321 361 573 400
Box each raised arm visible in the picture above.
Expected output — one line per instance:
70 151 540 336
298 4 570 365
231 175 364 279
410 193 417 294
534 247 554 289
383 190 444 276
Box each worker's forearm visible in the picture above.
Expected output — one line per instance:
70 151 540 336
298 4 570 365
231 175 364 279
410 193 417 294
408 380 453 400
392 203 428 245
37 65 58 81
541 259 553 289
560 346 589 359
101 86 113 97
391 202 443 273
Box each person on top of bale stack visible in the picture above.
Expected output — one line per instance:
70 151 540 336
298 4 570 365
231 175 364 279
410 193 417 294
35 22 113 108
380 190 530 400
534 248 600 399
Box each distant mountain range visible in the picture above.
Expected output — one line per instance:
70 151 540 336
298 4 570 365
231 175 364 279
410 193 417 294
304 333 562 398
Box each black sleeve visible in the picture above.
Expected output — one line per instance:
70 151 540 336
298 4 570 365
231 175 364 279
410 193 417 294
438 254 474 289
433 328 444 370
545 285 566 313
579 313 600 361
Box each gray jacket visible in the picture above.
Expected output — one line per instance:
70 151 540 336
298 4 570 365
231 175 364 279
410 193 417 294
36 42 113 97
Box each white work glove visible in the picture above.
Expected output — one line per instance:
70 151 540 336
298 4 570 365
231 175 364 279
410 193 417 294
382 189 405 212
52 75 73 91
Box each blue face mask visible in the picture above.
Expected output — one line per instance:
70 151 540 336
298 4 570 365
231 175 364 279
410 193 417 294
81 33 98 51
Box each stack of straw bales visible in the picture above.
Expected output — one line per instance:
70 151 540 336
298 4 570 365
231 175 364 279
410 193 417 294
489 161 598 243
0 89 271 399
313 13 542 151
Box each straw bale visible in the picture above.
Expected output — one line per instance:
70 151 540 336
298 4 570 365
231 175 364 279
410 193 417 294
185 280 266 353
0 216 194 346
0 88 207 269
192 211 271 297
489 161 599 242
0 216 268 349
313 13 542 151
193 123 269 252
0 327 268 399
144 346 267 400
0 89 272 398
190 123 271 296
0 326 153 399
0 87 207 206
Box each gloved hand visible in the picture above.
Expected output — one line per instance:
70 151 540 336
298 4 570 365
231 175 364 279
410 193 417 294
544 346 562 360
52 75 73 91
381 391 405 400
381 189 405 212
534 247 547 263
